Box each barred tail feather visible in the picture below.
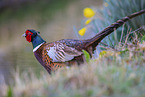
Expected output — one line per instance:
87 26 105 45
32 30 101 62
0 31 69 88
85 9 145 50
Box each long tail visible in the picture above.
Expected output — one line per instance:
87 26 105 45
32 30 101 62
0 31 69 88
85 9 145 50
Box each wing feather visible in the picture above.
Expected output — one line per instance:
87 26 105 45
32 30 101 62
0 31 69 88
46 43 83 62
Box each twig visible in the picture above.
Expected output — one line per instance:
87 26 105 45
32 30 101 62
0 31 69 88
124 28 132 47
99 42 119 51
119 23 125 44
122 26 145 40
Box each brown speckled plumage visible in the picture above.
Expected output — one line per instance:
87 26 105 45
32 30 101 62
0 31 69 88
24 9 145 74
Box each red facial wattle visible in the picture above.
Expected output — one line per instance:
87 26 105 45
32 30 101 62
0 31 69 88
25 30 33 42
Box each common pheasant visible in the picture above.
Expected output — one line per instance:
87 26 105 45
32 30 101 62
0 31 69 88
23 9 145 74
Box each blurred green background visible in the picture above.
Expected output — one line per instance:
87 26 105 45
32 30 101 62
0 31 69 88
1 1 145 97
0 0 103 84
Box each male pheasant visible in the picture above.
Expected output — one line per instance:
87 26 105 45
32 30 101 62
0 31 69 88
23 9 145 74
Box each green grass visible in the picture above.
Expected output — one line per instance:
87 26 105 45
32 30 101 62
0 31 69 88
1 0 145 97
79 0 145 46
2 38 145 97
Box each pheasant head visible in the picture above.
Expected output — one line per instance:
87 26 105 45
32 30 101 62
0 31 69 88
22 29 46 51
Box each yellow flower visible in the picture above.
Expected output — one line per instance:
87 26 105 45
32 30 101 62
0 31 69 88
83 8 95 18
85 19 92 25
78 27 86 36
104 2 109 7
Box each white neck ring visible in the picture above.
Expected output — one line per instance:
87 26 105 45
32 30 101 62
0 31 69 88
33 42 45 52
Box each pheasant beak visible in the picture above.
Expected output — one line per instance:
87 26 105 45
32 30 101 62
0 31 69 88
22 33 26 37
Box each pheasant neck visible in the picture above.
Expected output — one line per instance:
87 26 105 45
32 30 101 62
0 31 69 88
32 35 46 52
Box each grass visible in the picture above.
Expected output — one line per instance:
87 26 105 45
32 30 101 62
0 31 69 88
1 0 145 97
79 0 145 46
1 35 145 97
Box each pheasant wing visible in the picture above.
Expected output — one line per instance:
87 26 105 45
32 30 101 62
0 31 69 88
45 43 83 62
